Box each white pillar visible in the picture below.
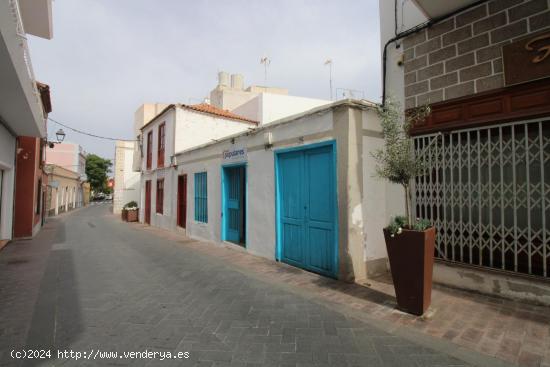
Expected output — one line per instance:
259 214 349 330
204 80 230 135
72 187 76 209
55 188 59 215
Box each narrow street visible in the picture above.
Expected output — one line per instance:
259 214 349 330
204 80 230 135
0 205 511 367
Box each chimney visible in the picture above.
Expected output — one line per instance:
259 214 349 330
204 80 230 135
231 74 244 90
218 71 230 87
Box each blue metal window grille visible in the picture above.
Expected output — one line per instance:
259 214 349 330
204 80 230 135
194 172 208 223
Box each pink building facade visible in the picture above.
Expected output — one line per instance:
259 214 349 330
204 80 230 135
45 142 88 213
46 142 87 177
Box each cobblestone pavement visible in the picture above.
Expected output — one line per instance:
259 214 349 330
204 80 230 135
0 205 515 367
139 222 550 367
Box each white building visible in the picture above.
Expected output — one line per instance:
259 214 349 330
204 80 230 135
0 0 53 246
138 103 259 229
163 100 392 282
233 92 332 125
209 71 290 111
132 103 169 172
113 141 140 213
210 71 330 125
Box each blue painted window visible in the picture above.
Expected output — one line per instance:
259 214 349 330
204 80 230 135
194 172 208 223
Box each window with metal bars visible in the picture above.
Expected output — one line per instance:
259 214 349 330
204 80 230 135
156 179 164 214
158 123 165 168
194 172 208 223
413 120 550 278
146 131 153 170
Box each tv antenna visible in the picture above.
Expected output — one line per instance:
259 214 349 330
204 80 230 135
260 56 271 86
324 59 333 100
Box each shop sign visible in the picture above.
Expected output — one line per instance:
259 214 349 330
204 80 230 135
503 30 550 86
222 147 247 162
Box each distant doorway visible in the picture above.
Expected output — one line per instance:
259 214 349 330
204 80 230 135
145 180 151 225
177 174 187 228
222 165 246 246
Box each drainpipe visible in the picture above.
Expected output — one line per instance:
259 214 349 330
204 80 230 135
381 0 488 107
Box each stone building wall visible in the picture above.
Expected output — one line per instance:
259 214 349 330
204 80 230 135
403 0 550 109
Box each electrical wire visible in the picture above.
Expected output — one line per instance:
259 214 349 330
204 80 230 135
48 117 137 142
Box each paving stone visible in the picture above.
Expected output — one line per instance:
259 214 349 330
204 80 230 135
0 205 532 367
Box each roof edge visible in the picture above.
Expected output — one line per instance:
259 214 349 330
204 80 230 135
180 103 259 125
139 102 259 132
174 98 378 157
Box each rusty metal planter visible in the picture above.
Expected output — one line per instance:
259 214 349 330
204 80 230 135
121 210 128 221
383 227 436 316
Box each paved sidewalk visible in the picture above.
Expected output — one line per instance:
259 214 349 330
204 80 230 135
132 219 550 367
0 204 513 367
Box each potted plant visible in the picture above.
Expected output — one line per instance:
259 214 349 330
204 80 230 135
122 201 139 222
372 98 435 316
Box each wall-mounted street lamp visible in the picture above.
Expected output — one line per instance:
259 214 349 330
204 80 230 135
55 129 66 143
46 128 66 148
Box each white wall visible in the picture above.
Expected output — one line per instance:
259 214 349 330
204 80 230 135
139 107 176 229
174 108 254 154
139 106 257 229
123 145 140 203
232 93 331 126
260 94 330 125
0 0 46 138
114 141 141 213
176 108 335 260
140 167 177 230
141 109 176 172
210 87 258 111
0 124 16 240
379 0 427 107
133 103 170 172
360 109 403 266
231 97 261 123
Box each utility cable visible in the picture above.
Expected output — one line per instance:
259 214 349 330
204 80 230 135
48 117 137 142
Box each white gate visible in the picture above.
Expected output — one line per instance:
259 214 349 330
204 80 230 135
413 119 550 278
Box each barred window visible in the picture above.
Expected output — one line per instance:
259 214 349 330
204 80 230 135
156 179 164 214
194 172 208 223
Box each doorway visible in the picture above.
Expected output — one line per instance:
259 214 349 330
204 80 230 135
222 165 246 246
145 180 151 225
275 141 338 278
177 174 187 228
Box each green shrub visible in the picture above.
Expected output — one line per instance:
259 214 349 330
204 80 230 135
123 201 138 209
372 97 434 233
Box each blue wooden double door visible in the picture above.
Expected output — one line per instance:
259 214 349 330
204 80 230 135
223 165 246 245
277 143 337 278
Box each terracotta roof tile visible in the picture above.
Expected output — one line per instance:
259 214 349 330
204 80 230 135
183 103 258 124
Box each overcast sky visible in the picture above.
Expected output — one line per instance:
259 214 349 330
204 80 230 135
28 0 382 160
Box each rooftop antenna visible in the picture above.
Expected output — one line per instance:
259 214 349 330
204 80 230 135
324 59 333 100
260 56 271 86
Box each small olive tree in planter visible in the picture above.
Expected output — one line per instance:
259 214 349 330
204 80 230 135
372 98 435 316
122 201 139 222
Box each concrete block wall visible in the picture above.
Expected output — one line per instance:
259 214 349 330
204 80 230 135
403 0 550 109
